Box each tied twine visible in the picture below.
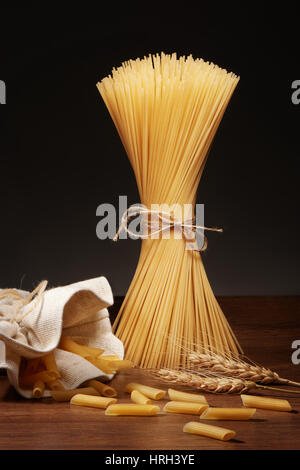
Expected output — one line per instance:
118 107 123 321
0 281 48 324
113 205 223 251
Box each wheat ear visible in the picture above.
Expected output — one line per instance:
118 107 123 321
153 369 300 395
188 351 300 387
154 369 257 394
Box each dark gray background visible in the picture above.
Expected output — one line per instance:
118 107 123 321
0 5 299 296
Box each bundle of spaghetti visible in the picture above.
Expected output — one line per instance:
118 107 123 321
97 52 242 369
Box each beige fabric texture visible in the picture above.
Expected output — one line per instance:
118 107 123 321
0 277 124 398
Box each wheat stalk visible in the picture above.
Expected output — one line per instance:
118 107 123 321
153 368 300 395
187 351 300 387
154 368 257 394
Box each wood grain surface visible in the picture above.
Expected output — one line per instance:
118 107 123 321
0 296 300 450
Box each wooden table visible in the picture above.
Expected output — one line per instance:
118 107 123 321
0 296 300 450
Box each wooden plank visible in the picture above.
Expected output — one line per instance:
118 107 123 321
0 296 299 450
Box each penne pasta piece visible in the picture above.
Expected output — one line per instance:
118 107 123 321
183 421 236 441
241 394 292 412
19 358 29 378
125 383 166 400
70 394 117 409
105 404 160 416
51 387 100 402
84 380 117 398
90 357 134 372
59 336 89 357
164 401 208 415
32 381 45 399
76 344 104 357
87 357 117 374
41 352 61 378
101 355 121 361
81 345 104 357
168 388 208 404
46 380 65 391
111 360 134 371
131 390 152 405
200 407 256 420
20 370 57 387
59 336 104 359
25 358 42 375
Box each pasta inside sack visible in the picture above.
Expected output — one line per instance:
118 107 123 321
97 52 242 369
19 337 132 398
0 277 125 398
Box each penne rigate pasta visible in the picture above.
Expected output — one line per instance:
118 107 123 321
200 407 256 420
41 352 60 378
59 336 90 357
87 357 117 374
59 336 103 359
241 394 292 412
70 394 117 409
105 404 160 416
25 358 42 375
164 401 208 415
46 380 65 391
131 390 152 405
101 355 121 361
110 360 134 371
183 421 236 441
125 383 166 400
168 388 208 404
32 381 45 399
75 344 104 357
19 370 57 387
84 379 117 398
89 358 134 373
50 387 100 402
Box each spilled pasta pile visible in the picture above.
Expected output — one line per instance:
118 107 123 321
17 342 296 443
58 379 293 442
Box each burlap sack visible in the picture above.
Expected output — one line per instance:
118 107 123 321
0 277 123 398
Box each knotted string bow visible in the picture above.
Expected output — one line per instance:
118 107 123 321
113 205 223 251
